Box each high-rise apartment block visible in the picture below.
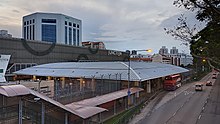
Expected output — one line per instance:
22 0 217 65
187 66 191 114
170 47 178 55
159 46 168 55
22 12 82 46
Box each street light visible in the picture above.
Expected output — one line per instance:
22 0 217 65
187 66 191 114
127 49 152 107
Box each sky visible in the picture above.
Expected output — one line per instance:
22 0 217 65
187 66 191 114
0 0 201 54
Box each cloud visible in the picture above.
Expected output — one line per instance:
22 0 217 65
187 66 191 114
0 0 193 54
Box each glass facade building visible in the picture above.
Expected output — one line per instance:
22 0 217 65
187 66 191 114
22 12 82 46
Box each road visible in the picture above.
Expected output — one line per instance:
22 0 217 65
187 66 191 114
139 72 219 124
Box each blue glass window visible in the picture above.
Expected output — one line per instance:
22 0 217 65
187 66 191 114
77 29 79 46
65 26 67 44
42 24 56 43
69 28 72 45
73 29 76 45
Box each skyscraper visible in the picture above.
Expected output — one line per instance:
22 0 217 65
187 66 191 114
22 12 82 46
159 46 168 55
170 47 178 55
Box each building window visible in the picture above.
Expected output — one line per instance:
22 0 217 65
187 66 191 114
65 21 67 25
69 27 72 45
69 22 72 26
33 19 35 23
73 28 76 45
65 26 67 44
42 24 56 42
0 69 3 73
24 27 26 39
73 23 76 27
33 25 35 40
30 20 32 24
27 21 29 25
77 24 79 28
42 19 56 23
77 29 79 46
30 25 32 40
27 26 29 39
24 21 26 26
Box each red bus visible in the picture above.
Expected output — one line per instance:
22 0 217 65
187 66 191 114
164 74 182 91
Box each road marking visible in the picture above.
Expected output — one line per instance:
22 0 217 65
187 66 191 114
202 107 205 110
198 115 202 119
173 112 176 116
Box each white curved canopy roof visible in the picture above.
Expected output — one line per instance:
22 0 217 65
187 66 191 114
15 61 188 81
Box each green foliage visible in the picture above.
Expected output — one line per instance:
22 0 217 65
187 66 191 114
165 0 220 69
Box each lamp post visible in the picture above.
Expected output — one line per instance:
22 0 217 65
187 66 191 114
127 49 152 107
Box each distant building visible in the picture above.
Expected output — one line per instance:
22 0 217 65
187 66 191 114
82 41 106 49
159 46 168 55
157 46 193 66
170 47 178 55
152 54 171 64
130 54 152 62
22 12 82 46
0 30 12 38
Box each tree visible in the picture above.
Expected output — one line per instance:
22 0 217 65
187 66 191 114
165 0 220 69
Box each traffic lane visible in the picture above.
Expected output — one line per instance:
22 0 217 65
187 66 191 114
139 73 213 124
139 89 194 124
167 84 212 124
197 75 220 124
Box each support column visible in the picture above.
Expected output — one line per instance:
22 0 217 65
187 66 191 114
114 100 116 115
38 80 42 92
99 113 102 123
41 102 45 124
65 113 68 124
18 98 22 124
79 78 84 91
147 80 151 93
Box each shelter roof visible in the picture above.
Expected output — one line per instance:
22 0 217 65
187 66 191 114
15 62 188 81
0 85 107 119
67 87 143 107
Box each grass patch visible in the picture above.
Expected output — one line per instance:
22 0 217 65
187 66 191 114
103 102 145 124
103 110 129 124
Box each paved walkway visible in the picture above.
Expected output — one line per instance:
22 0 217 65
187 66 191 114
129 73 213 124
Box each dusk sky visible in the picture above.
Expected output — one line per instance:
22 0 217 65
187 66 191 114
0 0 202 54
